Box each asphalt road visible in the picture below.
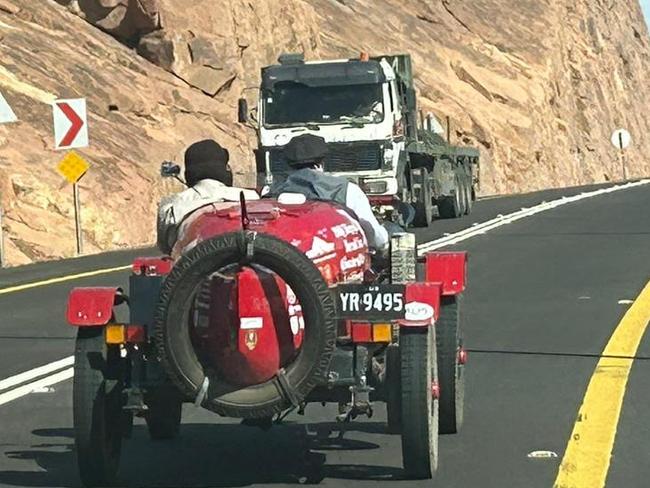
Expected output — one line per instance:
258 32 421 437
0 181 649 488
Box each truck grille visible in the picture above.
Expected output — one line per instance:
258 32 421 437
269 142 383 174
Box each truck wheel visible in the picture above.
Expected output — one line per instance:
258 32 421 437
145 388 183 440
400 327 439 479
437 296 465 434
437 174 462 219
73 327 125 487
412 168 433 227
463 175 474 215
458 177 469 216
385 344 401 434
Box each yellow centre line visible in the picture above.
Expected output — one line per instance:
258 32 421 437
554 280 650 488
0 265 131 295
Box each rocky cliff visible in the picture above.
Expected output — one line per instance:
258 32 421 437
0 0 649 265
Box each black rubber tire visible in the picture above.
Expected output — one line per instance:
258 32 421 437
412 168 433 228
145 388 183 440
458 176 468 216
385 344 402 434
437 296 465 434
437 174 462 219
400 327 439 479
73 327 124 487
154 231 337 419
463 175 474 215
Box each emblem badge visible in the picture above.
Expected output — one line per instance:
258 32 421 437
245 330 258 350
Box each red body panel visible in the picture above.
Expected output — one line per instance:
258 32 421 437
424 252 467 296
174 200 370 285
67 287 120 326
132 256 173 276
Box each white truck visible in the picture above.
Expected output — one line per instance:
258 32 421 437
239 53 481 226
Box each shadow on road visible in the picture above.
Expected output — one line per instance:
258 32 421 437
0 421 405 487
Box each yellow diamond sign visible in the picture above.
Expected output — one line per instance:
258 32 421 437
57 151 89 184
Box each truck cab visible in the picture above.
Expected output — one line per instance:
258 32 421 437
252 53 410 196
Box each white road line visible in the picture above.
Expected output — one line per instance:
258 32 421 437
1 179 649 407
0 355 73 393
418 179 650 253
0 367 73 406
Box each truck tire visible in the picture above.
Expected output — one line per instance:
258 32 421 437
437 296 465 434
145 388 183 440
385 344 401 434
437 174 462 219
154 231 337 419
73 327 125 487
463 176 474 215
400 327 439 479
412 168 433 227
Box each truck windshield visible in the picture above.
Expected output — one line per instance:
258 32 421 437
263 82 384 127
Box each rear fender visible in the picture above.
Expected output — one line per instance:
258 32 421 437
398 282 442 328
424 251 467 296
67 287 123 327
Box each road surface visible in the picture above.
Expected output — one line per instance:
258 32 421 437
0 181 649 488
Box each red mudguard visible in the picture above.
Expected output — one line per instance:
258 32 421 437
66 287 121 326
424 251 467 296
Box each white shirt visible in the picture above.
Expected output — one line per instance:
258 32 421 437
345 182 389 251
157 179 259 254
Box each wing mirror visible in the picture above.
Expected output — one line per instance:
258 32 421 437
161 161 181 178
238 98 249 124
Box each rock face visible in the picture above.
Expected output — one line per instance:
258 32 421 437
0 0 649 265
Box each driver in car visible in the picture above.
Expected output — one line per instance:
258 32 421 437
264 134 389 253
157 139 259 254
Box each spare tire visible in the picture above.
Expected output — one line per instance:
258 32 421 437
154 231 337 419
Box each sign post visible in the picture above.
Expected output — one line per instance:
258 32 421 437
57 151 90 255
73 182 83 255
611 128 631 181
0 207 5 268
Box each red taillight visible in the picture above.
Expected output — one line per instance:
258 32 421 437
351 322 372 343
368 195 395 206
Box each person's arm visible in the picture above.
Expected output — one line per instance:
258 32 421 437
345 183 389 251
156 198 177 255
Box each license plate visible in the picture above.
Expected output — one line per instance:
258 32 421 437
336 284 406 320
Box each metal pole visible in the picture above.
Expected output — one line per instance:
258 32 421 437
618 133 627 181
0 207 5 268
73 182 83 255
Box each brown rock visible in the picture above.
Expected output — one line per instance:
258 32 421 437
0 0 20 14
1 0 650 266
184 65 236 97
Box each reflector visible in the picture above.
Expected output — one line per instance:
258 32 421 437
372 323 392 343
105 324 126 344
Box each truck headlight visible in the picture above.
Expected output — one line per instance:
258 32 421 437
360 179 388 194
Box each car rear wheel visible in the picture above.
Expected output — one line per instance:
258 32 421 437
73 327 125 487
400 327 439 479
437 296 465 434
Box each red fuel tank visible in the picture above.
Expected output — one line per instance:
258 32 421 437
173 199 369 386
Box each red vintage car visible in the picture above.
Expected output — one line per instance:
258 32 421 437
66 193 467 487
